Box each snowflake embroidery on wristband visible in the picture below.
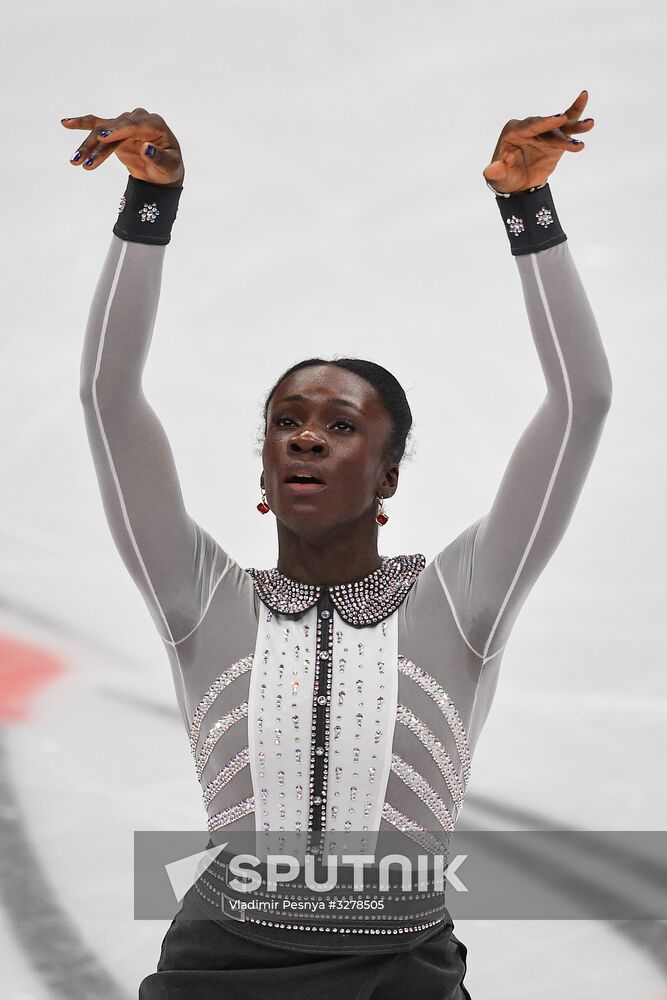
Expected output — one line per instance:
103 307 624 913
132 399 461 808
535 206 554 228
506 215 525 237
139 202 160 223
117 195 126 214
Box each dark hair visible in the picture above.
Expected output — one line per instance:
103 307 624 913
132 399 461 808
263 357 413 464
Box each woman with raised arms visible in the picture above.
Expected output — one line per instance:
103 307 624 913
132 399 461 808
64 88 610 998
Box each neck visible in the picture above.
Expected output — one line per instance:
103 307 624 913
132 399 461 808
275 519 382 586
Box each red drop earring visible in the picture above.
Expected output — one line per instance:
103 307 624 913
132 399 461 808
257 487 270 515
375 496 389 526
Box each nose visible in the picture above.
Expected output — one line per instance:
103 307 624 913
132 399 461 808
288 428 328 454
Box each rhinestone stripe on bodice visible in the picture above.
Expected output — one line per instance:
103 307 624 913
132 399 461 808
398 655 472 784
380 803 452 855
189 654 253 756
195 703 248 779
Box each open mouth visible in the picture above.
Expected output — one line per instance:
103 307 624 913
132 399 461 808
283 471 327 495
285 474 324 485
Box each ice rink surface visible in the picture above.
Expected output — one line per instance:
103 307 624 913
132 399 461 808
1 1 666 996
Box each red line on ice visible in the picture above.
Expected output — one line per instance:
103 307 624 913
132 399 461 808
0 634 65 721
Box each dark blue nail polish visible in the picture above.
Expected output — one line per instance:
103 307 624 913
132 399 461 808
99 129 110 137
571 138 582 145
71 150 82 161
84 155 95 166
145 144 156 158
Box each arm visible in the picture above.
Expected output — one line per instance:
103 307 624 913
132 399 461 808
71 110 230 643
435 93 612 663
437 217 612 662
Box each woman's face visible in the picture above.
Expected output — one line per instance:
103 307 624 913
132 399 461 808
262 365 399 542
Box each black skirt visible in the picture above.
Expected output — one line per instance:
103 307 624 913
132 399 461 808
138 885 473 999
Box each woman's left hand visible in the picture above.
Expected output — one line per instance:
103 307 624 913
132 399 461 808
483 89 594 194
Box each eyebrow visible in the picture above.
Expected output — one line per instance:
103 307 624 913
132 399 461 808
274 393 363 414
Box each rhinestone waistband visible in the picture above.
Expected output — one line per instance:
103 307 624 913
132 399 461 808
194 880 448 936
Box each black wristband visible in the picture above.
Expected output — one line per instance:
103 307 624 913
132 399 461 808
112 176 183 246
494 182 566 256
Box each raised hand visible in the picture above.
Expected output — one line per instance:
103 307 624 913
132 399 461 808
483 90 594 195
61 108 185 187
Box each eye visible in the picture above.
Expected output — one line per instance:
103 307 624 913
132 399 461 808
275 415 298 427
330 419 355 432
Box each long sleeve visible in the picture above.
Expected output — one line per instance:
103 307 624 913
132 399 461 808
79 232 230 645
435 197 613 665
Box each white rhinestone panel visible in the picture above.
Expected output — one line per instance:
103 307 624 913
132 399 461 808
248 610 318 832
326 612 398 833
248 604 399 834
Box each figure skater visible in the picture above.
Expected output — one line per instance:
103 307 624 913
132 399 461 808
63 87 609 999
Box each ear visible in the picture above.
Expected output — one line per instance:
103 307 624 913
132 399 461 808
260 470 265 490
379 463 399 500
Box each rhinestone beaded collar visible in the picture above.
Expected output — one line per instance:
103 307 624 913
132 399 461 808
246 554 426 628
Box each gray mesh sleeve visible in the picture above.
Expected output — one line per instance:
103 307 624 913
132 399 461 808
434 239 613 663
79 234 232 644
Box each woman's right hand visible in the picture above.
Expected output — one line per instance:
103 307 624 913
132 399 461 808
61 108 185 187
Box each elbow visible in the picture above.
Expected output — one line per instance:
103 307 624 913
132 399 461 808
79 355 97 407
571 353 614 421
576 379 613 423
79 372 104 410
584 366 613 417
79 371 141 412
79 378 95 409
548 376 613 423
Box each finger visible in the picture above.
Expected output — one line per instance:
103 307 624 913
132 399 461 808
515 117 593 146
514 116 570 138
80 139 125 170
515 98 591 138
60 115 106 130
536 118 594 143
483 160 507 182
539 116 594 137
68 127 105 165
562 89 589 121
142 145 183 179
96 121 170 146
538 130 586 151
559 118 595 136
65 110 163 162
67 118 121 165
572 88 589 111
